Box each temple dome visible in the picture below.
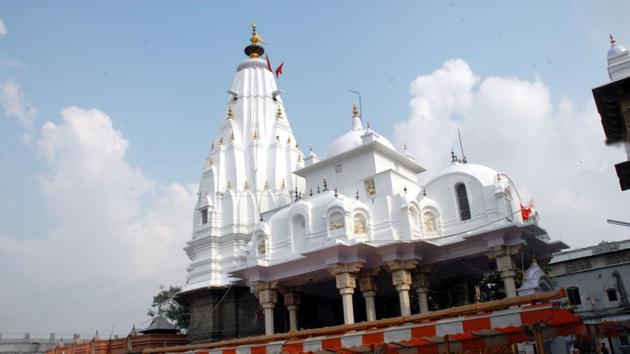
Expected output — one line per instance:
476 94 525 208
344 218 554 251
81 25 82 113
608 35 629 62
327 109 396 157
432 162 499 187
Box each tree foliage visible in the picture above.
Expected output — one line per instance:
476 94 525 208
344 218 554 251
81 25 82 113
147 285 190 331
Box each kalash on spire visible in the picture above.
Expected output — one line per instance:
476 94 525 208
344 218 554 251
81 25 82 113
183 23 304 290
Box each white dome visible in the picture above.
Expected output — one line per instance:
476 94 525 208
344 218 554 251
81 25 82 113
608 44 628 62
430 162 499 187
326 117 396 158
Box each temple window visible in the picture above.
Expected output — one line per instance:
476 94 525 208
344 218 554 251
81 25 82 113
329 212 344 231
353 214 366 234
423 212 436 233
200 208 208 225
607 288 618 301
455 183 471 220
257 238 266 256
567 287 582 305
408 207 420 229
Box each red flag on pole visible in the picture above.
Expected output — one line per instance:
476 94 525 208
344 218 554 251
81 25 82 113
265 54 273 72
520 203 532 221
275 62 284 78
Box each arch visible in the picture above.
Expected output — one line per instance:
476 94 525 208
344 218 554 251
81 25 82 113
423 211 437 233
328 211 345 231
291 213 307 252
253 231 269 259
408 206 420 230
353 213 367 235
455 183 471 221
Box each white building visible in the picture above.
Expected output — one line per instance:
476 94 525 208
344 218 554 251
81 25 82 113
179 25 566 342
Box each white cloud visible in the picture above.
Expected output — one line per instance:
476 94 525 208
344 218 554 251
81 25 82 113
0 80 37 129
0 18 6 37
395 59 629 248
0 107 196 335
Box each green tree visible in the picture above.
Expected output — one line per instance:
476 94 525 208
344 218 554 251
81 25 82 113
147 285 190 331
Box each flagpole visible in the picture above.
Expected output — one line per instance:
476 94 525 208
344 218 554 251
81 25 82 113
348 90 362 119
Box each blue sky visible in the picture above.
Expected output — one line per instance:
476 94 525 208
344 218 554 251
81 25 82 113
1 1 629 336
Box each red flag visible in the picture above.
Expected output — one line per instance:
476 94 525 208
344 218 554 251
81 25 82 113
265 54 273 72
520 203 532 221
275 62 284 78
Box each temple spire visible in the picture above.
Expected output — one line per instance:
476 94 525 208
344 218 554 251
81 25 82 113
352 103 362 131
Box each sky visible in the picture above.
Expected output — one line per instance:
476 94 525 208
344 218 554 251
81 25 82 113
0 0 629 338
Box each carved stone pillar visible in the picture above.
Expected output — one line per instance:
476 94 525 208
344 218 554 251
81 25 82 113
252 282 278 335
359 269 379 322
488 245 523 298
386 259 418 316
284 291 300 331
329 262 363 324
413 265 432 314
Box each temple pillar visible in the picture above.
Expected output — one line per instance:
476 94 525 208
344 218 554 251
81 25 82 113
488 245 523 298
359 269 379 322
329 262 363 324
284 291 300 332
386 259 418 316
413 266 432 313
252 282 278 335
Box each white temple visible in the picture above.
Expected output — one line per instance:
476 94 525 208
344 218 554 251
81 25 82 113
181 25 566 340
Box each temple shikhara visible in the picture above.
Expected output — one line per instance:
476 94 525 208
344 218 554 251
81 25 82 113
172 23 577 351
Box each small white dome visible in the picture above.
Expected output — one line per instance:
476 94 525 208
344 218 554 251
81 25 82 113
327 117 396 157
430 162 499 187
608 44 628 61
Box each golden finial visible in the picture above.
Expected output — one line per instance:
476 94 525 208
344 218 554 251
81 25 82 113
264 179 269 189
226 106 233 120
250 21 266 46
403 143 408 151
219 136 224 145
281 179 286 189
244 181 249 190
287 136 291 144
610 34 617 46
297 154 302 162
252 130 259 140
227 180 231 189
276 105 283 119
352 103 359 117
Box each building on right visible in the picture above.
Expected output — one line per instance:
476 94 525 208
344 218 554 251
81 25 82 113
549 239 630 352
592 35 630 191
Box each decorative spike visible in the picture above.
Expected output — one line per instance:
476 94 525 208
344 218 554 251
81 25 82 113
497 173 501 181
297 154 302 162
226 180 231 189
611 34 617 46
211 143 215 151
334 188 338 198
230 132 235 141
281 179 286 189
260 213 263 222
317 185 320 194
226 106 234 120
323 177 328 191
276 105 283 119
287 136 291 144
252 131 258 140
244 181 249 190
367 121 371 129
310 188 313 197
219 136 224 145
423 188 427 197
355 190 359 200
352 103 359 117
276 135 280 142
403 143 408 151
451 150 457 162
296 143 300 148
264 179 269 189
295 187 299 202
404 185 408 194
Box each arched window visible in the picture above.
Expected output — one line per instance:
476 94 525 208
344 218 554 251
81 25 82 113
329 212 344 231
408 207 420 229
423 212 436 233
504 187 514 221
456 183 471 220
257 238 266 256
353 214 366 234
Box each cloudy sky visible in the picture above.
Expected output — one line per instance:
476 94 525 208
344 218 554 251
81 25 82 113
0 0 628 338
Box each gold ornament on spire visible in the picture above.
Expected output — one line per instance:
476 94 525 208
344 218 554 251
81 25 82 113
610 34 617 46
249 22 266 46
352 103 359 117
276 105 283 119
281 179 286 189
226 106 234 120
252 130 259 140
264 179 269 189
219 136 224 145
244 181 249 190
